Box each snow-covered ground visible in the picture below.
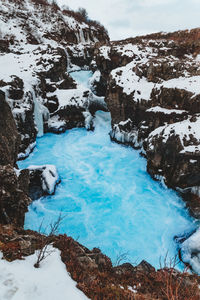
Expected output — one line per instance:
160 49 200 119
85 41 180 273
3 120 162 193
0 247 88 300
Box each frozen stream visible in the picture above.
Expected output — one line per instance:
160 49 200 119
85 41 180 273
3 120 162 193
18 71 196 268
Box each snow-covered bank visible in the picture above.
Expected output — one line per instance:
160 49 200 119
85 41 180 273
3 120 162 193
0 247 88 300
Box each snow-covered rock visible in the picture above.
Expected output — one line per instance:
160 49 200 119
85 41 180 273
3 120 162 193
110 119 140 148
27 165 60 200
144 114 200 217
179 229 200 274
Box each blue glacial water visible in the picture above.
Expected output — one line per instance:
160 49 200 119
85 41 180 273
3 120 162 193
18 71 196 268
70 70 92 88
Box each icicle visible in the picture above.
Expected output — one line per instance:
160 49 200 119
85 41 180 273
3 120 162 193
79 29 86 43
33 97 44 137
33 91 49 137
64 48 71 71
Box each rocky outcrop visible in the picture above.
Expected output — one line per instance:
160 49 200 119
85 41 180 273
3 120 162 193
0 166 30 227
0 44 102 155
0 90 31 226
145 115 200 217
0 91 20 165
28 165 60 200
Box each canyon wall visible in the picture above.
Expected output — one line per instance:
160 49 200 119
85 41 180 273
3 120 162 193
91 29 200 219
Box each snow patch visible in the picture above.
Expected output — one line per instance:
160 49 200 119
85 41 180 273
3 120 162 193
18 142 36 160
0 247 88 300
146 106 187 115
111 61 155 99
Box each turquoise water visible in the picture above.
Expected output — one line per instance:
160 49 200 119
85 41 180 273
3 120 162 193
18 71 196 268
70 70 92 88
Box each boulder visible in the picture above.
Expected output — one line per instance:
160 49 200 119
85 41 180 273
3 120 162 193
28 165 60 200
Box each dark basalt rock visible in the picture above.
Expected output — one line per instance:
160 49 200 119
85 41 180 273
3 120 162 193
0 39 10 53
0 91 31 227
135 260 155 273
15 91 37 154
182 193 200 219
0 76 37 156
151 86 200 114
0 91 20 166
53 105 86 130
28 165 60 200
90 72 107 97
0 165 31 227
138 109 188 145
144 113 200 217
66 46 93 69
8 88 24 100
45 95 59 113
56 73 77 90
8 76 24 100
113 263 135 275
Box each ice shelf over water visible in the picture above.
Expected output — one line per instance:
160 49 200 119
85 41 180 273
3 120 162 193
18 71 196 269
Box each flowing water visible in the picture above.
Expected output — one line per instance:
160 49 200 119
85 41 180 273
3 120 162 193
18 71 196 268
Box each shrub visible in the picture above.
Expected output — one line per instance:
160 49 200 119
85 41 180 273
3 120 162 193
156 254 200 300
34 213 64 268
62 9 87 24
51 0 60 12
31 0 49 6
77 7 88 22
30 0 60 11
88 20 109 36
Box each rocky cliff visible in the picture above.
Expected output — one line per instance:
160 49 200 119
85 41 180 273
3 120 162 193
0 91 30 226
